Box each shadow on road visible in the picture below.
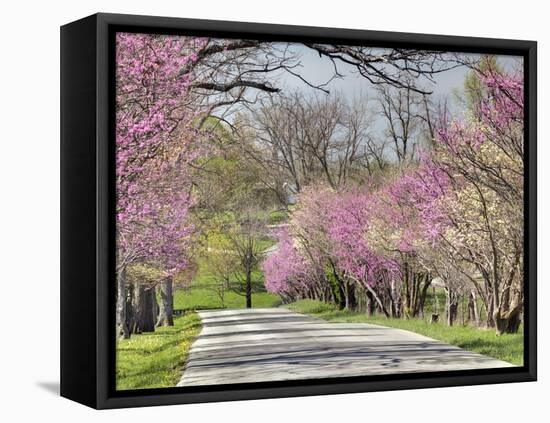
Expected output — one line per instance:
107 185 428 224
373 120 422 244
178 308 514 387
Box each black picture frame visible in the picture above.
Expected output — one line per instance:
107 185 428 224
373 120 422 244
60 12 537 409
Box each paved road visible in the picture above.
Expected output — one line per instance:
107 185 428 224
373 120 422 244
177 308 513 387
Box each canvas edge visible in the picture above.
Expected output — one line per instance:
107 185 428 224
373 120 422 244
59 12 537 410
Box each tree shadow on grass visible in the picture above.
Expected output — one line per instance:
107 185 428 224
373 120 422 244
456 337 522 364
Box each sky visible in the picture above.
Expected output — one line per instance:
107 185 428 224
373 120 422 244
209 43 523 164
208 41 523 144
269 43 522 113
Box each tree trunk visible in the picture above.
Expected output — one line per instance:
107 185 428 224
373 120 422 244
125 281 135 334
245 269 252 308
445 288 458 326
366 290 375 316
156 277 174 327
328 260 346 310
494 310 521 335
350 283 357 310
447 301 458 326
335 278 346 310
130 283 144 334
344 281 356 310
132 284 157 333
390 279 401 318
116 267 129 339
494 297 522 335
344 282 350 309
325 285 335 304
152 285 159 322
417 274 431 318
336 283 346 310
402 262 412 318
365 283 390 318
468 290 480 326
486 299 496 328
218 284 226 308
143 287 157 332
328 281 338 307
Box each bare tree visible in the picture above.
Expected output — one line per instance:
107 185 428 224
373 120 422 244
303 45 463 94
225 208 268 308
376 82 431 164
205 248 240 309
240 93 378 204
184 41 465 136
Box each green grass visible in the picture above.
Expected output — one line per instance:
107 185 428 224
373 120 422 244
268 209 288 224
207 230 276 252
116 312 202 390
174 288 281 310
173 254 281 311
286 299 524 366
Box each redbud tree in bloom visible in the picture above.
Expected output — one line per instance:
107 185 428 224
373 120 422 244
433 68 524 333
290 184 344 303
262 227 309 302
364 161 451 317
115 33 207 272
115 33 208 337
266 183 401 309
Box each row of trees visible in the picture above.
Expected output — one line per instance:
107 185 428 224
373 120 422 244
263 68 524 334
237 84 435 206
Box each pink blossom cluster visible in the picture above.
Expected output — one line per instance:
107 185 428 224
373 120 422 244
263 162 451 297
115 33 208 276
437 69 524 154
262 227 309 297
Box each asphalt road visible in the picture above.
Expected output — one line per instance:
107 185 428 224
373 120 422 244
177 308 513 387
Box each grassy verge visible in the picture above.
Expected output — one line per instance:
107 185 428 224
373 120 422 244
286 300 523 366
116 312 202 390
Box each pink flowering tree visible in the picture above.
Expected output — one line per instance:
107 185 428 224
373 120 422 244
261 65 523 333
365 161 450 318
289 184 345 305
266 183 398 312
115 33 207 338
326 188 400 315
433 68 524 333
262 227 310 303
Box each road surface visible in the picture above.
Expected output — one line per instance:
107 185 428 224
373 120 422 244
177 308 513 387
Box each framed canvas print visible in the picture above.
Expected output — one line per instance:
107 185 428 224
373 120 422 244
60 13 537 409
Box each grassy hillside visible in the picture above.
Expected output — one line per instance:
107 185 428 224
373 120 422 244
174 288 281 310
173 255 281 311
